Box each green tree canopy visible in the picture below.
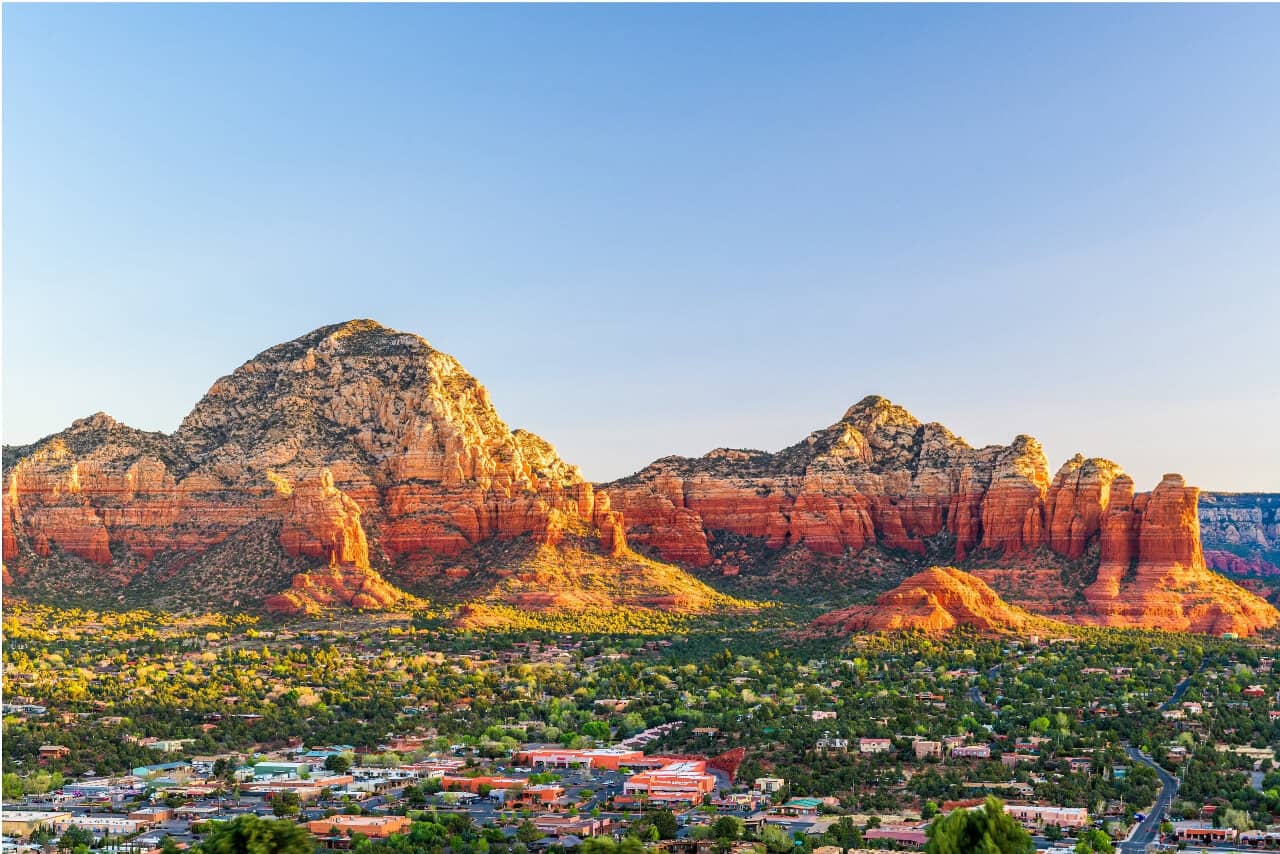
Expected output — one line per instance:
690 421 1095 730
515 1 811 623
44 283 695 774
1073 829 1114 854
925 797 1034 854
192 815 314 854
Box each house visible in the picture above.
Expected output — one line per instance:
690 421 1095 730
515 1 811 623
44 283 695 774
776 797 822 816
913 741 941 759
754 777 786 794
1002 805 1088 829
858 738 892 754
864 828 928 849
1001 753 1035 769
37 745 70 762
810 711 837 722
1244 685 1267 698
1066 757 1094 774
950 745 990 759
815 737 848 753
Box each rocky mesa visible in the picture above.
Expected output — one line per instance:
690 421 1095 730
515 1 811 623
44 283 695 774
2 320 726 615
604 397 1279 636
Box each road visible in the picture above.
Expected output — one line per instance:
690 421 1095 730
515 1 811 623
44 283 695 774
968 664 1001 710
1118 747 1178 853
1159 660 1204 712
1116 661 1204 853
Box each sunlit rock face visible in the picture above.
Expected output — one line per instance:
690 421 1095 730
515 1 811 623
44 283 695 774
605 398 1279 636
3 319 716 613
810 566 1036 635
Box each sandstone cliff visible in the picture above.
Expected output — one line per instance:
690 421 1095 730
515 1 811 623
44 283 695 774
2 320 723 614
605 397 1279 636
810 566 1039 635
1200 492 1280 575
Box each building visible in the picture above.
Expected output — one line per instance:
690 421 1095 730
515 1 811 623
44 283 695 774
754 777 786 794
864 828 928 849
1001 753 1036 769
858 738 892 754
127 807 175 825
54 816 149 836
1176 825 1236 844
248 761 310 780
776 798 822 816
533 816 611 838
132 761 193 780
307 815 411 839
145 738 195 753
913 741 941 759
37 745 71 762
1 812 71 839
950 745 990 759
1002 805 1088 830
518 748 647 771
622 760 717 804
810 711 836 722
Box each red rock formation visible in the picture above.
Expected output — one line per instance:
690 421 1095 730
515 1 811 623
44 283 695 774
1044 456 1126 559
1205 550 1280 577
606 399 1057 568
606 398 1279 636
811 566 1039 635
1079 474 1278 636
263 563 404 616
3 320 723 614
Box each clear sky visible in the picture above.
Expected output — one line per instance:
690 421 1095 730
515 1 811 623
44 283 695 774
4 4 1278 491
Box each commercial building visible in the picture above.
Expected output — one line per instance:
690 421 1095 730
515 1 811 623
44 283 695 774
54 816 149 836
307 815 411 839
622 760 717 805
1 811 71 838
518 748 646 771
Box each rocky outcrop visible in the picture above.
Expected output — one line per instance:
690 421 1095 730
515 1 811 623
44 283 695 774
811 566 1038 634
1206 550 1280 578
606 397 1056 569
606 397 1279 636
3 320 722 614
1198 491 1280 578
1076 474 1277 635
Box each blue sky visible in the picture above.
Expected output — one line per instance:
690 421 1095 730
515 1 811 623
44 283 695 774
4 4 1278 490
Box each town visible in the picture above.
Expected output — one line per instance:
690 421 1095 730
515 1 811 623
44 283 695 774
3 604 1280 854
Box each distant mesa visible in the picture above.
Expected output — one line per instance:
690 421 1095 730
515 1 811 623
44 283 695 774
3 319 1277 635
809 566 1040 635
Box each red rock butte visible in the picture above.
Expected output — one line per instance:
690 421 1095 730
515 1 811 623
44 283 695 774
810 566 1039 635
1 320 724 615
603 396 1278 636
3 320 1276 635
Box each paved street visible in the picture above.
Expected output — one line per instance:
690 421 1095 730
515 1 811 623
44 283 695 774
1118 748 1177 853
